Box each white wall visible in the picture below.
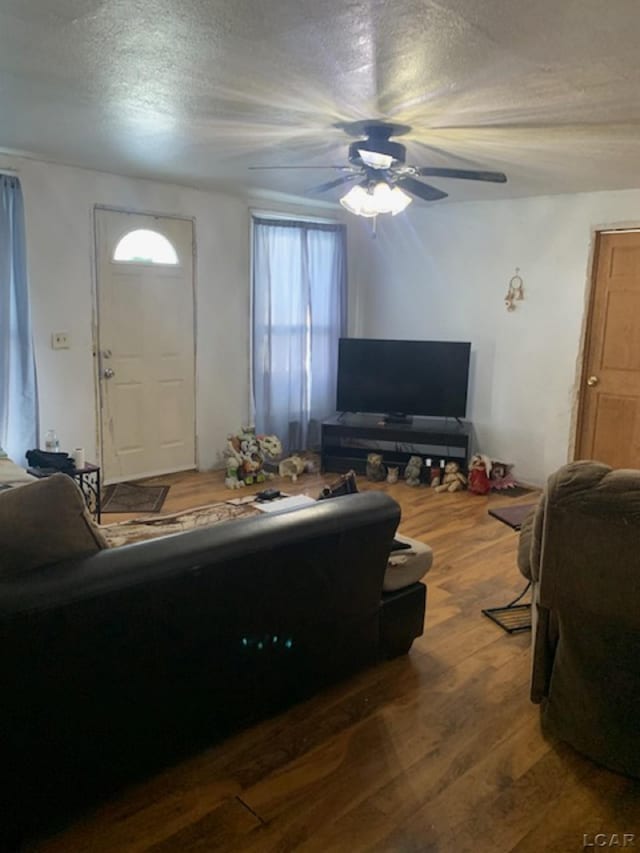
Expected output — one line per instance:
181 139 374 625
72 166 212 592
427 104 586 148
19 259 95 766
0 155 250 470
15 147 634 485
0 154 343 471
349 189 640 485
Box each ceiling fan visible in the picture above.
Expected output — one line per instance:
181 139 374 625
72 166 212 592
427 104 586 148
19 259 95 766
249 120 507 218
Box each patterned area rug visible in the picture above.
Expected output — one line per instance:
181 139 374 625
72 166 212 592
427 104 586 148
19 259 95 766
102 482 170 514
101 501 261 547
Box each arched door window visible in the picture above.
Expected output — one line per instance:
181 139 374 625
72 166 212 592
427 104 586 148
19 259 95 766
113 229 178 264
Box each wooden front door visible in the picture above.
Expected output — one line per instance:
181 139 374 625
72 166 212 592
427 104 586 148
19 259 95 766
576 230 640 468
95 209 196 484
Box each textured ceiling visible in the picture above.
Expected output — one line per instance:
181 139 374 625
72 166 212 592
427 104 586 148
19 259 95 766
2 0 640 203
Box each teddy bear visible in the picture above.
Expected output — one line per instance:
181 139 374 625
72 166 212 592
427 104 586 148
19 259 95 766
366 452 387 481
404 455 423 487
435 461 467 493
468 453 492 495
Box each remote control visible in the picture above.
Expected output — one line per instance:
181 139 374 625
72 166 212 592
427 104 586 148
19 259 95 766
256 488 281 501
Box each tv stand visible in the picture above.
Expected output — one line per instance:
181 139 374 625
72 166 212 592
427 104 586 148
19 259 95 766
321 414 473 475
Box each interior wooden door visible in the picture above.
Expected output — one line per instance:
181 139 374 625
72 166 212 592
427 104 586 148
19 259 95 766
95 209 196 484
576 230 640 468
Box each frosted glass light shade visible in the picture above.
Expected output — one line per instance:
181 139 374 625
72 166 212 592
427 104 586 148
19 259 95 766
340 185 377 217
339 183 412 217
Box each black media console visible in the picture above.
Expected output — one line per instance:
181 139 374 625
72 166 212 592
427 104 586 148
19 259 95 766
321 414 473 475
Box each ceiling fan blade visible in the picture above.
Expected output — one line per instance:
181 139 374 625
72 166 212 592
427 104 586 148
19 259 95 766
417 167 507 183
248 165 353 170
397 177 448 202
307 174 360 194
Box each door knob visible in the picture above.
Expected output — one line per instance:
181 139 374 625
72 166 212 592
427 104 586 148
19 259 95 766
587 375 599 386
103 367 115 379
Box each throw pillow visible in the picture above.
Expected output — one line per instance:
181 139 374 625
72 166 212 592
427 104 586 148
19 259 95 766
0 473 107 575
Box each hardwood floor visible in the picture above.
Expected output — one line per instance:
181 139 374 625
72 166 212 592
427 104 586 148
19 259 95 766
32 471 640 852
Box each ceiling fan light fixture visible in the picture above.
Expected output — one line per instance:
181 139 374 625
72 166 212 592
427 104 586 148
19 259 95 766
357 148 394 170
339 185 377 217
340 182 412 217
387 186 412 215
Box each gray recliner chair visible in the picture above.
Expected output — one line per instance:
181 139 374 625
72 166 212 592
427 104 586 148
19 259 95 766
518 460 640 777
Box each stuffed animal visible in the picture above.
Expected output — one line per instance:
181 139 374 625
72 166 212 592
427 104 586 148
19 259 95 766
468 453 492 495
279 454 305 482
490 460 516 490
404 455 423 487
299 450 321 474
428 459 442 488
386 466 399 484
257 434 282 460
435 461 467 493
224 425 281 489
224 432 246 489
366 452 387 482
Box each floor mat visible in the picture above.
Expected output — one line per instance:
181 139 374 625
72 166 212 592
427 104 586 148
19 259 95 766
102 482 170 513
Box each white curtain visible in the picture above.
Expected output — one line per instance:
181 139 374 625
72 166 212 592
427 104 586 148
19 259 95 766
0 176 38 464
252 218 347 453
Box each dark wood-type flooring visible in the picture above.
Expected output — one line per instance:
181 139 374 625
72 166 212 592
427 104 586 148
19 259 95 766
30 470 640 852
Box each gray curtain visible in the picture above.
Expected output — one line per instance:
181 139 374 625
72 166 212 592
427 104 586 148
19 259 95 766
0 175 38 464
252 217 347 453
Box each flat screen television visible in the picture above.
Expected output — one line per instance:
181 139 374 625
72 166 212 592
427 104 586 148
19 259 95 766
336 338 471 419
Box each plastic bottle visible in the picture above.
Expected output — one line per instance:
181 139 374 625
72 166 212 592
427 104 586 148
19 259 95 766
45 429 60 452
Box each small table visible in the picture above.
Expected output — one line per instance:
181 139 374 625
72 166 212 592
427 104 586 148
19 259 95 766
27 464 102 522
482 502 537 634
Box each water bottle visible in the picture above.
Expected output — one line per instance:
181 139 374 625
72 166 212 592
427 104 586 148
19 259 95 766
44 429 60 452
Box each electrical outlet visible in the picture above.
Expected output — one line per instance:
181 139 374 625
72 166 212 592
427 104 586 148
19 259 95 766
51 332 70 350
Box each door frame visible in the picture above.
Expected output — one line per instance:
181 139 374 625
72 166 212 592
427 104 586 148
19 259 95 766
571 225 640 461
91 205 199 481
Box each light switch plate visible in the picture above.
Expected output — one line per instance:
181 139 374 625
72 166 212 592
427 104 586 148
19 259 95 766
51 332 70 350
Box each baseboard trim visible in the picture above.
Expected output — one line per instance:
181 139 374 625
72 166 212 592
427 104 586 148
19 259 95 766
103 465 196 486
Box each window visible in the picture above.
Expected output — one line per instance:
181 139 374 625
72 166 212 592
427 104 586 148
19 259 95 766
113 229 178 264
252 216 347 453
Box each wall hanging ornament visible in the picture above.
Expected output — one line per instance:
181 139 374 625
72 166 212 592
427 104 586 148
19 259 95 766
505 268 524 311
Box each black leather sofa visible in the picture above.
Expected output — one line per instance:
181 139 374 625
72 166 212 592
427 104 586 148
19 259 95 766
0 491 426 846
